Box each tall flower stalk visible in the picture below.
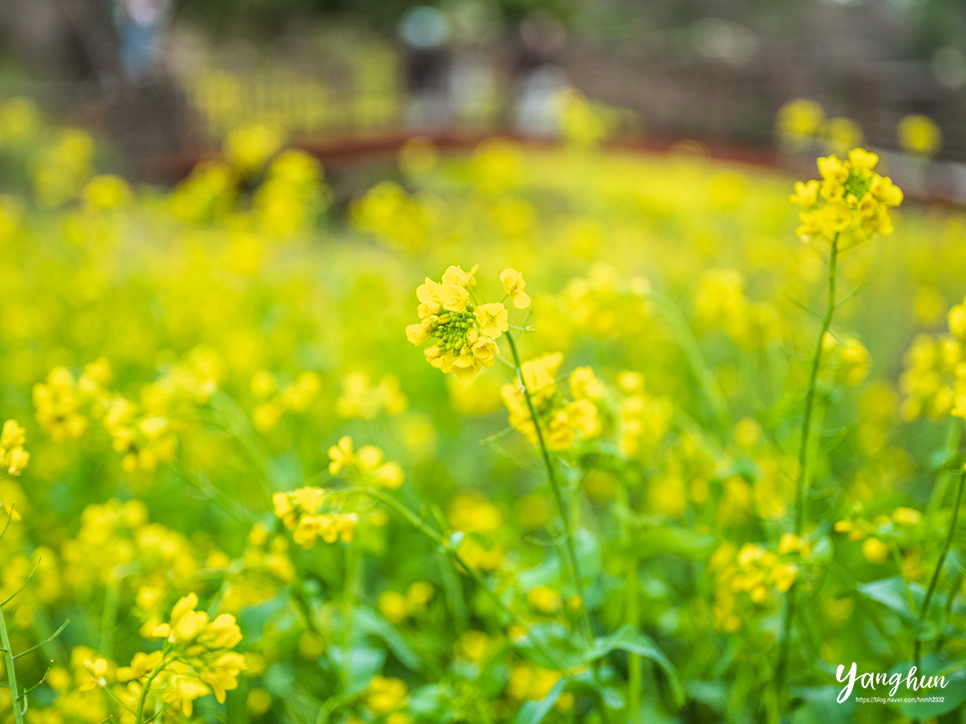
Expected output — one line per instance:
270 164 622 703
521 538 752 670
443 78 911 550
792 233 838 539
774 233 837 696
504 331 595 646
775 149 903 701
406 265 596 644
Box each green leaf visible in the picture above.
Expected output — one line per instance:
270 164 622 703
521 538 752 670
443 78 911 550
516 557 561 590
633 527 716 561
685 680 726 713
583 625 684 705
513 672 617 724
575 528 603 585
354 607 424 672
408 684 445 718
856 577 925 625
328 646 385 695
513 678 572 724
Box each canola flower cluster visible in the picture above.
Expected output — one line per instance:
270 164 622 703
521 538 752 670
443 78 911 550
791 149 903 241
272 486 358 549
710 536 806 632
0 420 29 478
133 593 245 716
898 294 966 422
833 506 926 568
32 352 221 473
406 266 529 380
0 420 28 524
250 370 322 432
271 437 406 549
377 581 434 623
55 593 244 722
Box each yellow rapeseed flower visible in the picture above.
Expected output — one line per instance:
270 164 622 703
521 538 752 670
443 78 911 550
500 268 531 309
475 302 509 338
794 149 902 242
408 266 524 380
0 419 28 476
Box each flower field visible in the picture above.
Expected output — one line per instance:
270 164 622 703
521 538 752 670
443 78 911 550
2 97 966 723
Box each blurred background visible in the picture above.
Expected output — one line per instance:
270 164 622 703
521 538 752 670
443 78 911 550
0 0 964 195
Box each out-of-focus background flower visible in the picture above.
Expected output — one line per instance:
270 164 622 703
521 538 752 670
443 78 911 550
2 0 964 195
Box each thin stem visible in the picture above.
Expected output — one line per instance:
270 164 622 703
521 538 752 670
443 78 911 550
890 541 917 614
337 487 565 669
776 233 839 699
210 392 278 494
141 702 174 724
935 564 965 653
0 558 40 607
168 462 257 525
648 291 731 436
340 540 360 688
915 469 966 669
616 484 641 720
99 577 121 659
0 505 15 544
794 234 839 537
503 332 594 646
18 661 51 700
102 681 139 714
927 418 962 517
0 604 24 724
12 619 69 661
134 658 169 724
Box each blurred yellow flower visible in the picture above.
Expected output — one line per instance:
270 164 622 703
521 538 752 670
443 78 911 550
777 98 825 148
861 537 889 564
224 124 283 172
898 114 942 157
500 268 531 309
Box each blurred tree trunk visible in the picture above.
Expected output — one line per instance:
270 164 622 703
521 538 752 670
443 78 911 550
0 0 194 180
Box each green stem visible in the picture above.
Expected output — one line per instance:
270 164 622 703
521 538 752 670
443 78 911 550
134 658 169 724
793 235 839 537
12 619 69 662
503 332 595 646
776 233 839 699
341 540 360 686
915 469 966 670
616 484 641 721
935 565 964 653
0 604 24 724
927 418 962 517
100 577 121 659
890 541 917 613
